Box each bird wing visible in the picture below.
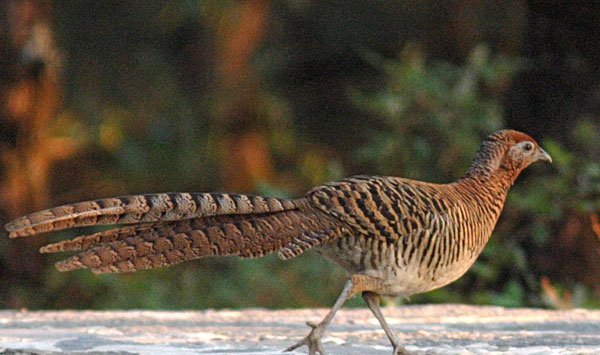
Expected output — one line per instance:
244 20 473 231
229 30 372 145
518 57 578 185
305 175 445 244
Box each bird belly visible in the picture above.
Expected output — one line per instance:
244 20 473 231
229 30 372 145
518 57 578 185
317 236 480 297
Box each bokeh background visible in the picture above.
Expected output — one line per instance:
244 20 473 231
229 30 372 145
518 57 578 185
0 1 598 310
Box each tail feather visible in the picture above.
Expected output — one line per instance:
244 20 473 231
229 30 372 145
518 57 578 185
6 193 297 238
6 193 346 274
40 224 153 254
39 215 261 254
278 227 347 260
51 210 328 274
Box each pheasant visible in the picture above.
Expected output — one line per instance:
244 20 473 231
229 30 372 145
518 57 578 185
5 129 551 354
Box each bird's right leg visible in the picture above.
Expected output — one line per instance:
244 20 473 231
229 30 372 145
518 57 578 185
362 291 408 355
284 278 355 354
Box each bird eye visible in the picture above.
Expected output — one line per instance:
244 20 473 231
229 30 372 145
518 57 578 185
523 142 533 152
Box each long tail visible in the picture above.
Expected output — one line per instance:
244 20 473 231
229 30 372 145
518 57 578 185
6 193 297 238
50 211 311 274
5 193 345 274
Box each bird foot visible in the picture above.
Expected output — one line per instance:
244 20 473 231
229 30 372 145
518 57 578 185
284 321 327 354
392 345 409 355
390 341 411 355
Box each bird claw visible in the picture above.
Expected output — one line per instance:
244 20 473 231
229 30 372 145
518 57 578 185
392 343 410 355
284 321 327 354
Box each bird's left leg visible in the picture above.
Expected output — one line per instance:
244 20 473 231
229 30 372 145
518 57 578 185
362 291 408 355
284 278 355 354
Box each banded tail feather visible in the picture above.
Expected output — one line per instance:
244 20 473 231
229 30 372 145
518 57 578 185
39 214 268 254
48 210 337 274
5 192 334 274
40 224 156 254
278 227 347 260
6 192 297 238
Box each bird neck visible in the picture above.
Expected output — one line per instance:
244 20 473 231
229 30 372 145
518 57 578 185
459 165 519 194
460 141 522 193
455 155 522 220
451 168 517 255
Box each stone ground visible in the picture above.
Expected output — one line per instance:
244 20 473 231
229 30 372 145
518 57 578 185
0 305 599 354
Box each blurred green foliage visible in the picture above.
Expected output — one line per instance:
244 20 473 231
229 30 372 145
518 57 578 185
1 1 598 311
353 45 519 180
503 119 600 308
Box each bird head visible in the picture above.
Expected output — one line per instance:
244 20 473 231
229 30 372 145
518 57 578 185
496 130 552 173
464 129 552 185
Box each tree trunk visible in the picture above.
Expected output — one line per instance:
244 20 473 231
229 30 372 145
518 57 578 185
0 0 74 308
211 0 273 192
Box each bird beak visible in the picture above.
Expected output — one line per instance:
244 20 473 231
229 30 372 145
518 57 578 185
537 148 553 163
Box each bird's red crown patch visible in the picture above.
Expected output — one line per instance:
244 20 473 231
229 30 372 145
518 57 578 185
507 130 535 144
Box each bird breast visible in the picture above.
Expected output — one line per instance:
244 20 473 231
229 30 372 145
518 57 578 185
316 203 498 297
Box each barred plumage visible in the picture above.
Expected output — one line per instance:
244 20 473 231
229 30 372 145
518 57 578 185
6 192 297 238
4 129 552 354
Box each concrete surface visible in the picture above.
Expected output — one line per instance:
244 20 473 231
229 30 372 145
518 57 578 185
0 305 599 354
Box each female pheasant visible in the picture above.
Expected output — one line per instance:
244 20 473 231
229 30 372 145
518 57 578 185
6 129 552 354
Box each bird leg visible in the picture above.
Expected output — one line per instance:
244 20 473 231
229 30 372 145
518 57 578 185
362 291 408 355
285 278 354 354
